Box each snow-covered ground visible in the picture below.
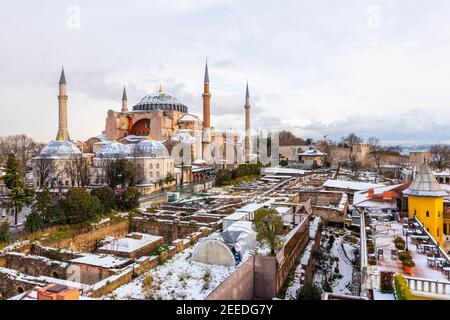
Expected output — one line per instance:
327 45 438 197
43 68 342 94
314 227 358 295
107 245 236 300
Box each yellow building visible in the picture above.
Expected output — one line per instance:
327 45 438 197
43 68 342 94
404 164 447 247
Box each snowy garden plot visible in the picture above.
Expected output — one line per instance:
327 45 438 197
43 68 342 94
108 241 236 300
313 227 358 295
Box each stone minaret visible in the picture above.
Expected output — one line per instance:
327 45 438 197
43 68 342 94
244 82 251 158
57 67 69 141
121 86 128 113
202 59 211 129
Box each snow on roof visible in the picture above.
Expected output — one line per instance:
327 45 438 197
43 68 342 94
70 253 130 268
323 179 385 191
99 233 163 253
298 149 326 156
223 210 251 221
275 206 291 215
404 164 448 197
237 202 267 213
262 167 307 176
178 114 200 122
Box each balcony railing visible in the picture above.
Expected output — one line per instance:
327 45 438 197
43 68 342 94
404 275 450 296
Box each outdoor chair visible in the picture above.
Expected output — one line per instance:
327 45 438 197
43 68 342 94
377 249 384 260
391 249 397 260
416 245 424 254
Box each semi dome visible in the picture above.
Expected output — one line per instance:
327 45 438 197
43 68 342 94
134 138 169 158
39 140 81 159
132 92 188 113
95 141 128 159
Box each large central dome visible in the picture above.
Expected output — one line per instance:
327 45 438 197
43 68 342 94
132 92 188 113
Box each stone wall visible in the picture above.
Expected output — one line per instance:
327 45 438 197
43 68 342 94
42 220 130 252
130 216 218 243
275 218 310 294
72 263 116 285
0 268 43 299
30 244 82 262
207 256 255 300
5 252 69 279
298 191 347 223
97 237 164 259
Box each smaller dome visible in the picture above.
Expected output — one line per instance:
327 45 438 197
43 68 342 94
171 132 196 144
39 140 81 159
95 141 128 159
134 138 169 158
124 143 136 157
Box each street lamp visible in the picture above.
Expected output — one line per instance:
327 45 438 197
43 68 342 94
405 231 409 252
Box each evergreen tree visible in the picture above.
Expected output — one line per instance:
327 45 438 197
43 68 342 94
91 186 116 214
0 222 10 243
297 282 322 300
116 187 140 211
253 208 284 255
25 187 52 232
3 154 34 225
60 188 103 224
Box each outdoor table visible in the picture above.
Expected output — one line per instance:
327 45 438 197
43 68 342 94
427 257 436 267
443 267 450 279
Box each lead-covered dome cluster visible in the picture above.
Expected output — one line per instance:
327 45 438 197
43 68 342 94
95 141 129 159
39 140 81 158
134 139 169 158
132 92 188 113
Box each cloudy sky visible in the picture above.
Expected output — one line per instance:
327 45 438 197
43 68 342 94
1 0 450 145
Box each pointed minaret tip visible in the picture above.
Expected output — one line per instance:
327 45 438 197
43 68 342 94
159 83 163 94
122 86 127 101
204 58 209 83
246 81 250 99
59 66 66 85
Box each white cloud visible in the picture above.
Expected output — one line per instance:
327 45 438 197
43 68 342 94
0 0 450 144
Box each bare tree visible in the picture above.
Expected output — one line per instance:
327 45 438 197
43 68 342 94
367 137 385 175
342 133 363 175
316 139 335 167
0 135 44 173
65 155 91 188
34 158 56 188
430 144 450 170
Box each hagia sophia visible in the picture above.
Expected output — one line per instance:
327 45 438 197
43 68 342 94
32 61 255 196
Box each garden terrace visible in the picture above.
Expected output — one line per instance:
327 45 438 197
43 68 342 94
369 220 450 287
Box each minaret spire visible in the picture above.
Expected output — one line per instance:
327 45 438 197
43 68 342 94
56 66 69 140
121 85 128 113
244 81 251 161
59 66 66 85
202 58 211 130
204 58 209 83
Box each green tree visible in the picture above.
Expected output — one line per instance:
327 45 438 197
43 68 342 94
31 187 53 225
104 159 137 189
91 186 116 214
60 188 103 224
164 172 176 185
253 208 284 255
3 154 34 225
25 211 44 233
297 282 322 300
116 187 140 211
0 222 10 243
25 187 53 232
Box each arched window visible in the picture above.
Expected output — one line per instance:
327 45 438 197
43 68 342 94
426 211 430 217
438 211 441 217
156 171 160 178
156 163 160 169
149 164 153 169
